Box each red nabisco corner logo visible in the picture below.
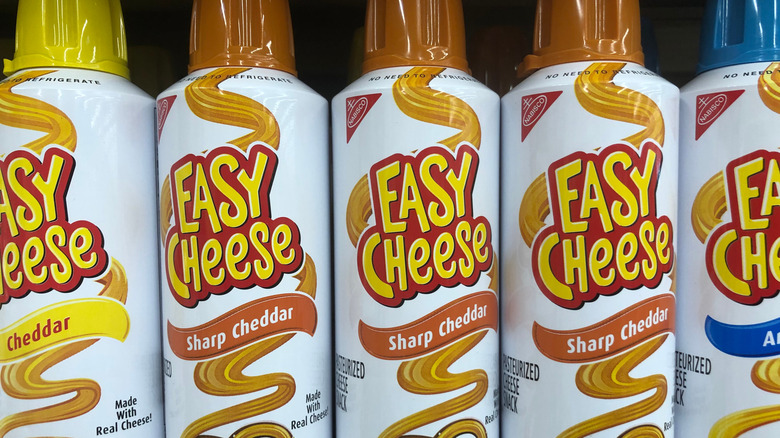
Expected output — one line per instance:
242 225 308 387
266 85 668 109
157 96 177 141
521 91 562 141
346 93 381 143
695 90 744 140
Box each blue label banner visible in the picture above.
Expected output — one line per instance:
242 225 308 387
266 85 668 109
706 315 780 358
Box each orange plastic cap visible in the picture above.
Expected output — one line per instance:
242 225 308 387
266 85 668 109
520 0 644 76
189 0 296 75
363 0 469 74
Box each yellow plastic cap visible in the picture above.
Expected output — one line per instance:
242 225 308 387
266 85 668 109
189 0 297 75
519 0 644 76
363 0 469 74
3 0 129 78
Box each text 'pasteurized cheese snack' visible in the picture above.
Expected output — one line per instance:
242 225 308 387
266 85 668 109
0 0 164 436
676 0 780 436
332 0 500 436
156 0 331 436
501 0 679 436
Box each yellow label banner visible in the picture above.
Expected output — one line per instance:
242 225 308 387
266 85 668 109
0 297 130 363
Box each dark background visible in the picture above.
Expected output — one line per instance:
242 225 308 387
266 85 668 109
0 0 706 98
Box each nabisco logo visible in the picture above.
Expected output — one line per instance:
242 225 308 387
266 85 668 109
695 90 744 140
523 95 548 127
157 95 177 141
521 91 562 141
698 94 727 125
346 93 381 143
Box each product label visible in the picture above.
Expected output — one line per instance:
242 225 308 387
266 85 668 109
0 68 162 436
505 61 677 437
337 66 498 438
160 66 328 438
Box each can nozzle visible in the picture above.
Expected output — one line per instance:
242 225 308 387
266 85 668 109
363 0 468 74
697 0 780 73
519 0 644 76
3 0 129 78
189 0 296 75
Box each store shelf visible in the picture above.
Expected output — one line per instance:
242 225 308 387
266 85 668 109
0 0 706 98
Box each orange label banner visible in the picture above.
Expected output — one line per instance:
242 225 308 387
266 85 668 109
359 291 497 360
533 294 675 363
167 293 316 361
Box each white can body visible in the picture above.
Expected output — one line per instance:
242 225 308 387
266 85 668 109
501 61 679 437
332 66 500 437
677 61 780 437
157 67 331 438
0 68 163 437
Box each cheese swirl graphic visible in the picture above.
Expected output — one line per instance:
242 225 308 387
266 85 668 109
170 67 317 438
558 335 668 437
0 260 128 436
518 62 666 244
705 61 780 438
0 71 77 154
0 71 129 435
345 66 493 437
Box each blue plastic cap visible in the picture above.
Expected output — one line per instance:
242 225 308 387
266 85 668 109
698 0 780 73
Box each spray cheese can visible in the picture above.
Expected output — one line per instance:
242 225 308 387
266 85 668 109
156 1 330 436
677 1 780 435
0 1 163 436
501 1 679 436
333 0 500 436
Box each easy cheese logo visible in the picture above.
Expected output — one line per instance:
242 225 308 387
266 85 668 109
165 143 304 308
0 148 108 304
532 142 673 309
706 150 780 305
357 145 493 307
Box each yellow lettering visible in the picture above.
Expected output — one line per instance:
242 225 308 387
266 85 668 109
604 151 639 227
420 154 455 227
408 238 432 285
580 161 613 232
46 225 72 284
70 227 97 270
384 235 407 291
191 163 222 233
562 235 587 291
225 234 250 281
201 238 225 286
616 232 640 281
589 238 615 287
734 157 767 230
22 237 47 284
375 162 404 233
32 153 65 223
433 233 456 279
0 172 18 236
712 229 750 296
9 158 43 232
237 151 270 219
446 152 473 218
639 221 658 280
555 160 587 233
3 243 21 289
760 158 780 217
211 154 248 228
181 236 201 292
398 163 430 232
166 234 190 299
173 162 197 233
630 148 657 217
537 233 573 301
249 221 274 280
272 224 295 265
362 233 394 299
742 233 767 289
